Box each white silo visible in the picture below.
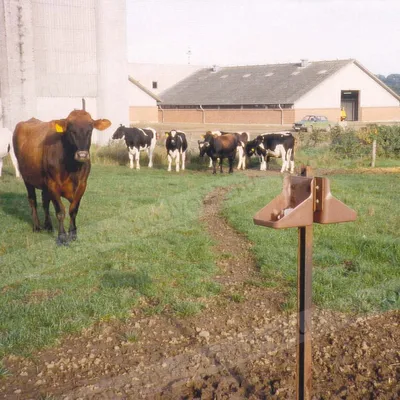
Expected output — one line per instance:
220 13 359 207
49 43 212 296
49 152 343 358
95 0 129 145
0 0 37 130
0 0 129 144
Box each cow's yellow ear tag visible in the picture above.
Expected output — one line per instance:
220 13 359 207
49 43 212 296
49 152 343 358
165 132 169 137
201 135 204 139
55 123 64 133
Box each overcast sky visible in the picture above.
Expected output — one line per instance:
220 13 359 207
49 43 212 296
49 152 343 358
126 0 400 76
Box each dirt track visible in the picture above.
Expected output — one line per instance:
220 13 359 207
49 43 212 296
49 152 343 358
1 186 399 399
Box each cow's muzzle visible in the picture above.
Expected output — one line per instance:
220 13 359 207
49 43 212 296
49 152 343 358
75 151 90 162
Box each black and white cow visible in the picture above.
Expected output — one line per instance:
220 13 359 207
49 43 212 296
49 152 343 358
245 132 295 173
165 129 188 172
199 133 238 174
203 131 250 170
0 127 20 177
112 125 157 169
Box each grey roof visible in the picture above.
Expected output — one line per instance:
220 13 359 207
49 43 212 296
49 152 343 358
159 59 388 106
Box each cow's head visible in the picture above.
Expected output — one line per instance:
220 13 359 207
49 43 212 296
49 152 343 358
245 136 263 157
54 110 111 162
112 124 126 140
198 137 210 157
165 130 178 146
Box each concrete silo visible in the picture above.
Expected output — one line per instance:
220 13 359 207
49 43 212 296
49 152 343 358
0 0 128 144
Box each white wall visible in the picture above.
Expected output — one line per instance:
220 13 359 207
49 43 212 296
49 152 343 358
128 84 158 107
96 0 129 145
128 63 203 95
295 62 400 108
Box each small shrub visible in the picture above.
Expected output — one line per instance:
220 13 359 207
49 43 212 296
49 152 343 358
376 125 400 158
229 293 244 303
330 128 369 159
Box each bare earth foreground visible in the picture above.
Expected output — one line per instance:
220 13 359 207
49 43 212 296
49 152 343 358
1 187 399 399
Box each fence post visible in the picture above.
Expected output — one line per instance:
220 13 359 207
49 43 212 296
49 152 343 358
371 140 377 168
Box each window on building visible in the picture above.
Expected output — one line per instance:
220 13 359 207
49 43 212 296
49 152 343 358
152 81 158 89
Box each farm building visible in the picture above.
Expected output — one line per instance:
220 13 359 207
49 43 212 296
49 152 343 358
0 0 128 145
128 63 202 123
158 59 400 125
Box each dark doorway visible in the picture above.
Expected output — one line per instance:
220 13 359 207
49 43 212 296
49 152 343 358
341 91 359 121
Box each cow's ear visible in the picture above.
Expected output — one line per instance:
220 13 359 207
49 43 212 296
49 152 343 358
93 119 112 131
53 119 67 134
165 132 169 137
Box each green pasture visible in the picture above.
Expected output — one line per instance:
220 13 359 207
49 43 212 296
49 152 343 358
0 157 399 358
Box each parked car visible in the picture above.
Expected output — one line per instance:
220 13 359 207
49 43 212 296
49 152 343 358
293 115 335 132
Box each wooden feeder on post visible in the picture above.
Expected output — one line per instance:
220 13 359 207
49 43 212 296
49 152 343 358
253 167 356 400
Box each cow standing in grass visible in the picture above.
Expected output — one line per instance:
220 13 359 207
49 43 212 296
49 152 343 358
112 125 157 169
199 132 238 174
13 110 111 245
245 132 295 173
0 127 20 177
203 131 250 170
165 129 188 172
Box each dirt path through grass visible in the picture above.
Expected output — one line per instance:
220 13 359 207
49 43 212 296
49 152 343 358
1 186 399 399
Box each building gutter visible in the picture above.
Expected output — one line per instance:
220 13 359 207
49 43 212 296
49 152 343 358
158 105 164 123
199 105 205 123
278 104 284 125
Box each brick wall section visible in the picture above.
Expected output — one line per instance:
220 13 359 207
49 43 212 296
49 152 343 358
360 107 400 122
158 109 295 124
130 106 158 123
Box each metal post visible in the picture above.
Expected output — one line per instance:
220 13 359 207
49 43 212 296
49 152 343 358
297 225 313 400
297 165 313 400
371 140 377 168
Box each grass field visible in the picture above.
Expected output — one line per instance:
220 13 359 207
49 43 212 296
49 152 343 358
223 173 400 313
0 158 399 358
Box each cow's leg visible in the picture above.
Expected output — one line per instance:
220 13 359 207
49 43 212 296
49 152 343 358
228 155 234 173
167 152 172 171
128 151 134 169
0 157 3 177
135 149 140 170
237 147 244 170
67 182 87 241
208 157 213 168
212 158 217 174
280 150 287 173
219 157 223 173
181 151 186 171
286 149 294 174
260 158 267 171
42 189 53 232
47 183 68 245
24 182 41 232
175 152 180 172
265 156 270 170
148 138 156 168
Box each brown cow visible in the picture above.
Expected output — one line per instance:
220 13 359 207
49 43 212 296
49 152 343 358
13 110 111 245
198 133 238 174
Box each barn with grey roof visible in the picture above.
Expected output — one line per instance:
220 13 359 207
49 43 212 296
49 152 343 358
158 59 400 125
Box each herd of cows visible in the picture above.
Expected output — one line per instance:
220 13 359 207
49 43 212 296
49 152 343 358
0 107 296 245
112 125 295 174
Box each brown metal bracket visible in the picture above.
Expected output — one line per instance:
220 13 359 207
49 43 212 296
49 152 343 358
253 170 356 400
